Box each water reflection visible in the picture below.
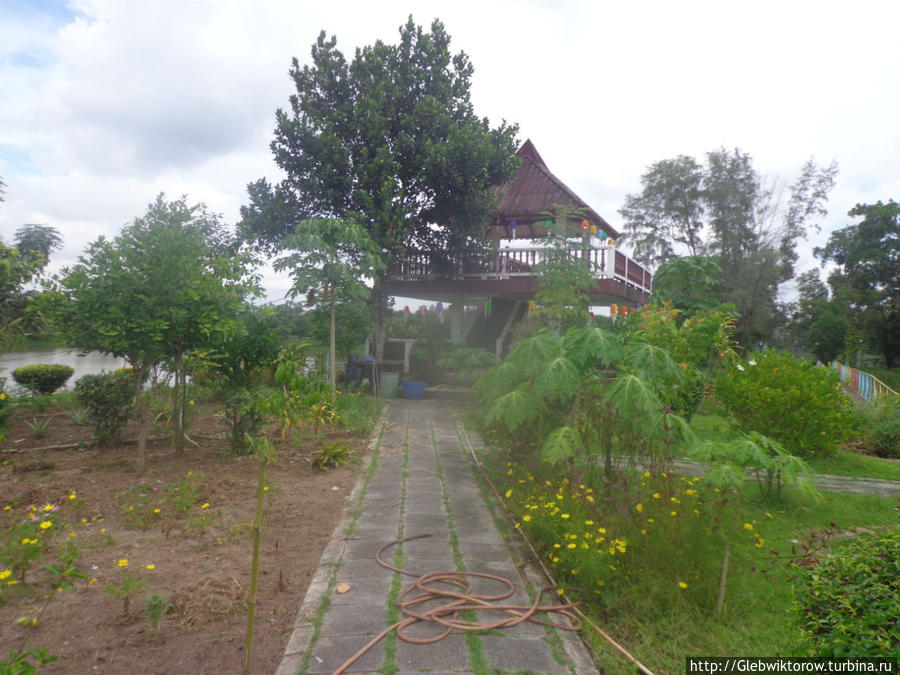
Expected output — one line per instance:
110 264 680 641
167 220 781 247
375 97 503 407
0 347 127 392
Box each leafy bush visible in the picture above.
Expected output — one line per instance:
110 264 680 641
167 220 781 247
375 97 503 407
223 391 264 454
626 304 737 419
12 363 75 395
715 350 858 457
74 371 135 446
860 396 900 458
0 390 11 432
794 530 900 657
310 440 353 470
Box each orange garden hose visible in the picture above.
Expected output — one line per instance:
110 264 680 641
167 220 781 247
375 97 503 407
329 534 583 675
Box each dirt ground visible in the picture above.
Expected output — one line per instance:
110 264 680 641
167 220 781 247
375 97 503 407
0 402 369 674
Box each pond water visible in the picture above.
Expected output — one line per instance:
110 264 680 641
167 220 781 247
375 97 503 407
0 347 127 392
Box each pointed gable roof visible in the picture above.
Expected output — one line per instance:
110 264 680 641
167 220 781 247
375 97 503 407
489 139 619 242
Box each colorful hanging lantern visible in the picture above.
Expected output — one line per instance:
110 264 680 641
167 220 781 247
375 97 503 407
528 300 536 312
403 305 410 314
581 219 589 231
485 298 492 316
599 231 607 239
421 306 428 316
436 301 443 313
590 224 598 235
621 305 629 316
510 220 517 239
609 239 616 246
610 303 618 316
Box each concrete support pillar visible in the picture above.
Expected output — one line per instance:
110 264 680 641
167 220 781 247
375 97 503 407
449 300 465 345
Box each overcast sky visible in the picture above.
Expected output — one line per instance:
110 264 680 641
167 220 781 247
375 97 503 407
2 0 899 305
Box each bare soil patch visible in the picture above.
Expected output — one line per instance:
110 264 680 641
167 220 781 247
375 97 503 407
0 402 368 673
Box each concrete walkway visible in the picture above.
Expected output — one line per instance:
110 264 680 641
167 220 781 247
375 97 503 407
276 398 597 675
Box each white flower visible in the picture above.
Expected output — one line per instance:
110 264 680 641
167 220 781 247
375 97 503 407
736 364 745 371
748 360 757 366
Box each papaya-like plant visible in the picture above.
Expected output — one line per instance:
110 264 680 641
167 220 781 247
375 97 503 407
476 324 694 484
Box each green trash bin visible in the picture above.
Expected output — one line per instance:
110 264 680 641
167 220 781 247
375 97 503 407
380 371 399 398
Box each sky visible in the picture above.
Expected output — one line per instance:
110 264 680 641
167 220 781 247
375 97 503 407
2 0 899 306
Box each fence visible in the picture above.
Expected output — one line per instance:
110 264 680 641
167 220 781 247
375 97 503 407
831 361 898 401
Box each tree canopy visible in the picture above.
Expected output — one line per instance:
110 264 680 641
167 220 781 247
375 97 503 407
54 193 258 466
14 224 63 270
815 200 900 367
620 149 838 346
240 17 520 358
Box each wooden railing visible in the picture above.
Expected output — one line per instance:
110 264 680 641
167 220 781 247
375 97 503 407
390 245 653 295
832 361 898 401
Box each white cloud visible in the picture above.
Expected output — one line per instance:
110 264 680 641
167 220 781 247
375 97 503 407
1 0 899 301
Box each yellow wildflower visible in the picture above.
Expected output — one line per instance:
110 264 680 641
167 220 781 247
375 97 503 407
523 515 531 522
743 522 754 531
678 581 688 590
504 489 512 499
636 503 643 513
201 503 210 509
117 559 128 568
39 521 52 530
560 513 570 519
145 564 155 571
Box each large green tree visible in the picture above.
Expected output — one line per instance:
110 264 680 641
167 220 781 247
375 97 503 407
618 155 705 266
55 194 257 467
240 17 519 359
0 225 62 349
620 149 838 346
14 224 63 269
650 255 725 313
0 240 42 350
815 200 900 367
787 269 846 363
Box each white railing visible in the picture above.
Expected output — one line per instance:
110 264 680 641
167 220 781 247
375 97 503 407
390 245 653 295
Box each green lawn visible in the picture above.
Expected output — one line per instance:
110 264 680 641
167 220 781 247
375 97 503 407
691 412 900 482
570 486 899 673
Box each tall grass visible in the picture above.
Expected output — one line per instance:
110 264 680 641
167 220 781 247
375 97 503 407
485 448 899 673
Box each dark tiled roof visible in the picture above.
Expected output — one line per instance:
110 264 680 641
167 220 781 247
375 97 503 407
490 139 619 242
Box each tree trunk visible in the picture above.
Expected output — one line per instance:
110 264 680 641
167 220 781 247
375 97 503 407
329 295 337 392
372 278 389 362
172 351 184 456
134 366 149 473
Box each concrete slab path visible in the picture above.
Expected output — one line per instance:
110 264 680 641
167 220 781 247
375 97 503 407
276 398 597 675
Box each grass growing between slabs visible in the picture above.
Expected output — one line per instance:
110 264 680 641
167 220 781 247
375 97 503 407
466 430 900 674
